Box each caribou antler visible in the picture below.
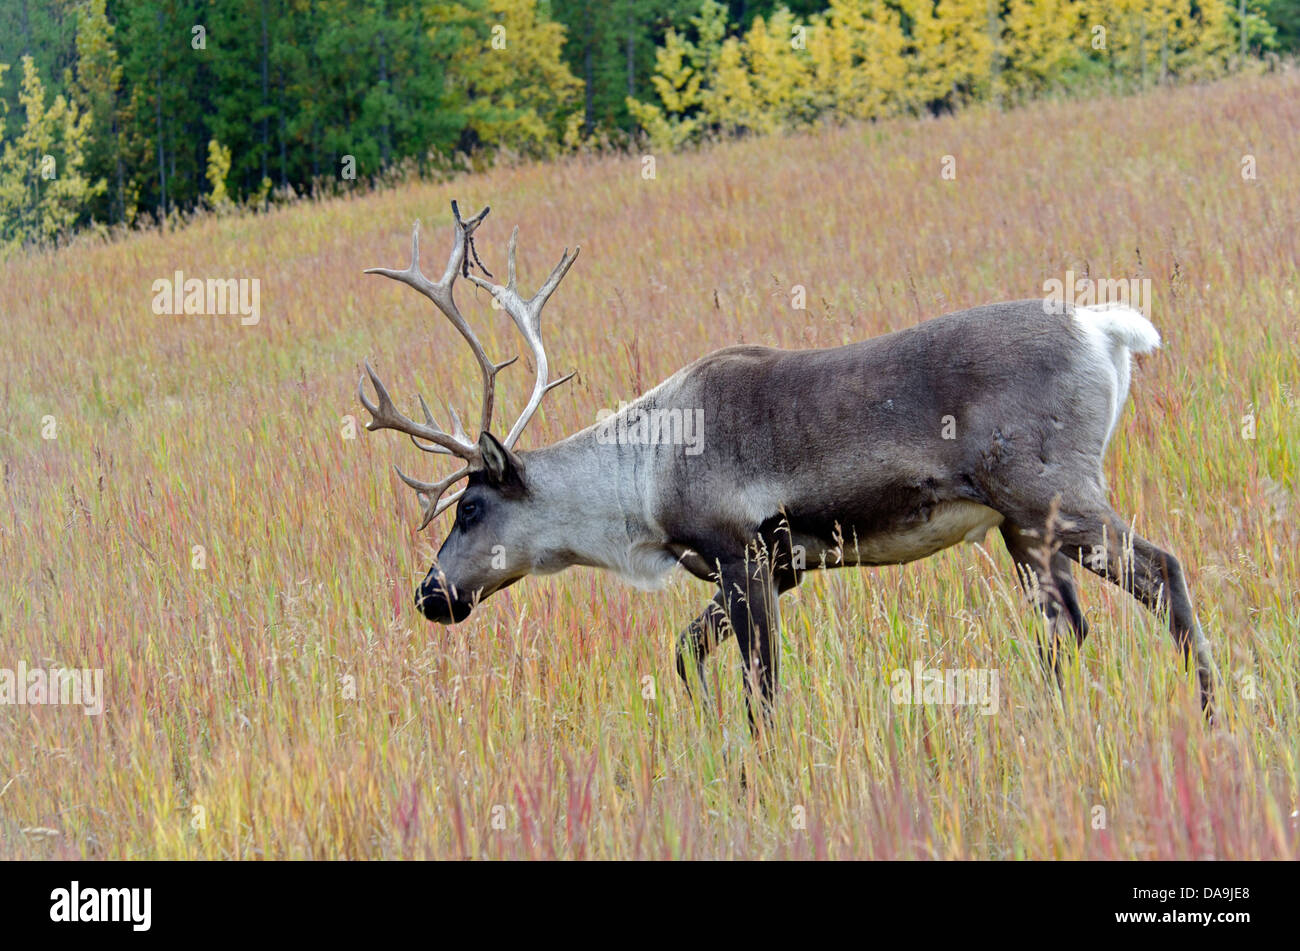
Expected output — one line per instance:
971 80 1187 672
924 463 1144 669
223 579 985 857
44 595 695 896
358 201 577 528
362 202 516 437
356 359 476 528
468 227 579 449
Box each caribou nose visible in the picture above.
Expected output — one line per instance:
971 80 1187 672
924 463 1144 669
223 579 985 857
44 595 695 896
414 582 473 624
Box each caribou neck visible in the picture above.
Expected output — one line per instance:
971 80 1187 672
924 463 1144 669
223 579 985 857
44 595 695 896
520 427 676 587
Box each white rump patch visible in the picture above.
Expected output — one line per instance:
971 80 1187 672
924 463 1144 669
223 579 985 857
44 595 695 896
1075 301 1161 353
1071 304 1162 450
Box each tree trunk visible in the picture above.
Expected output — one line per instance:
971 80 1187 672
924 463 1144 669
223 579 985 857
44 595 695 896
261 0 270 203
155 69 166 227
583 0 594 135
1240 0 1248 59
626 1 635 101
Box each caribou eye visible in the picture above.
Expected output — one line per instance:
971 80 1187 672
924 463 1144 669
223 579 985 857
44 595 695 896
458 499 481 525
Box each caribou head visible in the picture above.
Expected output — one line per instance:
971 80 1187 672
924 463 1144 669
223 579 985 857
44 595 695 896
358 201 578 624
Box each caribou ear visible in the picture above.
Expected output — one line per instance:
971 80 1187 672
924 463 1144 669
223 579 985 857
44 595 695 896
477 431 524 491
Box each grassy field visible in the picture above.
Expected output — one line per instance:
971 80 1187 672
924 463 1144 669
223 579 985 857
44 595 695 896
2 69 1297 860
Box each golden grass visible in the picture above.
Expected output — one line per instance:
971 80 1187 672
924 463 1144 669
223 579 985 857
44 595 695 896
1 70 1297 859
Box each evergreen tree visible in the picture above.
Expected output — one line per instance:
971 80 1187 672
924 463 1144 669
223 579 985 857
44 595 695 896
69 0 127 223
0 0 81 118
1264 0 1300 50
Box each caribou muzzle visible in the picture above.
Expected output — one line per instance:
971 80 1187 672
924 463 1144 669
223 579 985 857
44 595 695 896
414 578 475 624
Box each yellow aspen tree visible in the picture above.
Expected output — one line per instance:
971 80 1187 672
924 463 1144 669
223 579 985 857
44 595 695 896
811 0 910 119
1172 0 1235 77
706 35 768 136
900 0 995 110
205 139 233 210
627 0 727 149
627 28 704 149
1083 0 1162 81
1082 0 1234 83
0 56 103 250
1150 0 1189 80
442 0 582 157
741 8 816 129
1001 0 1087 96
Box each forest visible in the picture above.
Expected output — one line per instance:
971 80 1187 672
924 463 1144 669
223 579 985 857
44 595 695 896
0 0 1296 252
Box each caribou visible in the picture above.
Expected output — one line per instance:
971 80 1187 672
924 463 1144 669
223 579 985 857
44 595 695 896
358 201 1217 729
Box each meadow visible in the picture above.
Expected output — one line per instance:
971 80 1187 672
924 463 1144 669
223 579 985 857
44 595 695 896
1 69 1297 860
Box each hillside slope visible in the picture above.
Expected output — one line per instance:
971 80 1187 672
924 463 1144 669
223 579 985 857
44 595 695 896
2 70 1297 859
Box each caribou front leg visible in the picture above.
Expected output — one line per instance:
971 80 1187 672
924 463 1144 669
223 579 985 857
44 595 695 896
717 553 782 736
677 561 801 719
675 592 730 707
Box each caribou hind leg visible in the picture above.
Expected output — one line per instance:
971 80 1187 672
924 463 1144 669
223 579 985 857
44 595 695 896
1011 504 1216 717
1001 525 1089 686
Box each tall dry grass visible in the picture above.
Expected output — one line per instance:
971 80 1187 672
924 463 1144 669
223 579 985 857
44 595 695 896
1 70 1297 859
